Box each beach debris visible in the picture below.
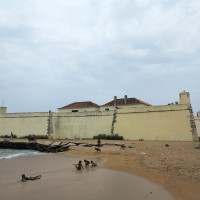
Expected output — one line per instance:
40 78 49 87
165 144 169 147
194 144 200 149
28 135 37 143
0 140 136 153
120 144 126 149
0 141 70 153
80 143 93 147
141 151 146 155
3 138 10 142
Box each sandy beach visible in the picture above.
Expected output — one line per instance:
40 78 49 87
0 153 174 200
0 140 200 200
61 140 200 200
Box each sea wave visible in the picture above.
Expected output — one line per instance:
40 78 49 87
0 149 41 160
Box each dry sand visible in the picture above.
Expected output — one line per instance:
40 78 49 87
61 140 200 200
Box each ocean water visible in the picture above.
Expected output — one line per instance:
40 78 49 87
0 149 40 160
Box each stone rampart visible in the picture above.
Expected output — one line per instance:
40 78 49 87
0 112 49 137
0 104 198 141
114 104 198 141
52 111 113 139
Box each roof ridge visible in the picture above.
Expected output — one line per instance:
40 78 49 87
101 97 151 106
58 101 100 109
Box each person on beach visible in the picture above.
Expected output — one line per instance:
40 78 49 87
97 138 101 147
10 132 14 141
84 159 90 168
74 161 84 171
91 161 97 167
20 174 42 182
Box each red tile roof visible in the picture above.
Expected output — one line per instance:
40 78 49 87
58 101 100 109
101 98 151 106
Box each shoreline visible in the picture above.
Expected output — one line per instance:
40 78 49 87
0 139 200 199
60 140 200 200
0 152 174 200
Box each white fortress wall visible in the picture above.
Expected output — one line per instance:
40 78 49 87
52 111 113 139
114 104 197 141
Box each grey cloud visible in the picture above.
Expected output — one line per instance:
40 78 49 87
0 0 200 113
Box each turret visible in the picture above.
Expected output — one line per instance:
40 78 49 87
179 91 190 105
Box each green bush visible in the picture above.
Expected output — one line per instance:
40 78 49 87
20 135 48 139
93 134 123 140
0 134 17 138
36 135 48 139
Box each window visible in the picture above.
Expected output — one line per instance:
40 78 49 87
105 108 109 111
72 110 78 112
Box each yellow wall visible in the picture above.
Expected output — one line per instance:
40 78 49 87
0 103 198 141
0 107 6 114
194 116 200 137
0 111 113 139
52 111 113 139
114 105 195 141
0 112 48 137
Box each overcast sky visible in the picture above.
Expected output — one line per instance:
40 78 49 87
0 0 200 114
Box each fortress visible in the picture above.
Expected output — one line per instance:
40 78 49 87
0 91 199 142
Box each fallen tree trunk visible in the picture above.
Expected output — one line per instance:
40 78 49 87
0 141 70 153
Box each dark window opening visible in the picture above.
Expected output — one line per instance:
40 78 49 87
105 108 109 111
72 110 78 112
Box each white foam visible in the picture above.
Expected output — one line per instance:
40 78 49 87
0 150 42 160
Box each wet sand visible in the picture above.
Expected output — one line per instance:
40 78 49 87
61 140 200 200
0 153 174 200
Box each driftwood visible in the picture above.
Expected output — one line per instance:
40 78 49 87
0 141 130 153
0 141 70 153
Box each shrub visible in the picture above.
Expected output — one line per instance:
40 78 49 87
36 135 48 139
93 134 124 140
0 134 17 138
20 135 48 139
